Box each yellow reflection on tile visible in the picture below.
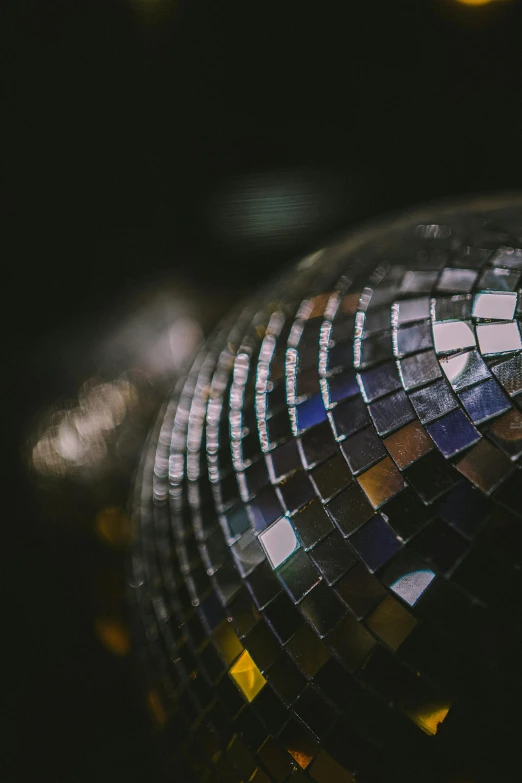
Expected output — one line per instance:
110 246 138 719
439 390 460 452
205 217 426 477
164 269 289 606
456 438 512 494
310 750 355 783
229 650 266 702
357 457 405 508
406 701 451 736
213 620 244 666
365 595 417 650
384 420 434 470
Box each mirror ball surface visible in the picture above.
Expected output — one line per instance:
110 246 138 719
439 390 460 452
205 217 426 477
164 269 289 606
130 195 522 783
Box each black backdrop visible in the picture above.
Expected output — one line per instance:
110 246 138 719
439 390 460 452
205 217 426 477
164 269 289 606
4 1 522 780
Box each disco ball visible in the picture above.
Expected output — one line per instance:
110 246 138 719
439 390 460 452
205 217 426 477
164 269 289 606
130 195 522 783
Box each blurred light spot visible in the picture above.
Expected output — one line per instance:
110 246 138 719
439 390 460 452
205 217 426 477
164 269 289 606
94 617 131 656
96 507 133 546
407 702 451 735
211 169 344 248
147 689 167 728
30 378 139 478
455 0 504 5
229 650 266 702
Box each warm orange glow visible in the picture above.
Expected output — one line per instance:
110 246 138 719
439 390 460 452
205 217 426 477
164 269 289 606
95 506 133 546
147 690 167 728
229 650 266 702
94 617 131 656
455 0 503 5
407 702 451 735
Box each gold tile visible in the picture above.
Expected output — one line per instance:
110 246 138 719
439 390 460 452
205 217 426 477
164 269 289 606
384 419 434 469
365 595 417 650
456 438 512 494
357 457 405 508
404 701 451 736
229 650 266 702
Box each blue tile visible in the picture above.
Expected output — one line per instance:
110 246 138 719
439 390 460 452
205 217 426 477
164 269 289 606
459 379 511 424
426 409 481 458
358 362 401 403
327 370 359 404
296 394 327 432
349 514 401 572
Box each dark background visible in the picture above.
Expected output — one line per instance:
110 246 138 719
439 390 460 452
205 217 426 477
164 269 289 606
4 1 522 780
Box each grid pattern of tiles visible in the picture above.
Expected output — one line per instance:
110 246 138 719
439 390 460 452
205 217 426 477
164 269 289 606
130 201 522 783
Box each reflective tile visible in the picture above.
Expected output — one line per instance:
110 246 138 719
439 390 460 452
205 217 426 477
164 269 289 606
436 481 490 538
365 595 417 650
394 296 431 325
295 394 327 433
285 625 330 678
326 614 376 671
325 369 359 405
472 291 517 320
456 439 513 494
477 321 522 355
349 514 402 571
356 457 406 508
277 549 322 602
334 562 387 618
309 531 357 585
487 408 522 459
263 592 303 644
326 483 375 536
437 268 478 294
330 396 370 439
413 519 468 573
398 349 442 390
458 379 511 424
439 349 491 392
426 409 480 458
299 421 337 468
394 322 433 357
433 320 476 354
432 295 472 322
368 389 415 436
357 361 402 402
490 352 522 396
478 267 520 292
400 270 438 293
229 650 267 703
259 516 300 569
299 582 345 637
383 419 434 469
268 439 301 481
490 246 522 269
292 685 338 739
409 379 459 424
248 487 284 532
404 450 458 504
292 501 334 550
278 470 315 513
341 426 387 475
357 331 394 367
265 654 307 704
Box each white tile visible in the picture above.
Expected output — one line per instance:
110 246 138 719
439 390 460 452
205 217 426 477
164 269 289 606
433 320 476 354
258 516 299 569
477 321 522 355
390 569 435 606
472 291 517 321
